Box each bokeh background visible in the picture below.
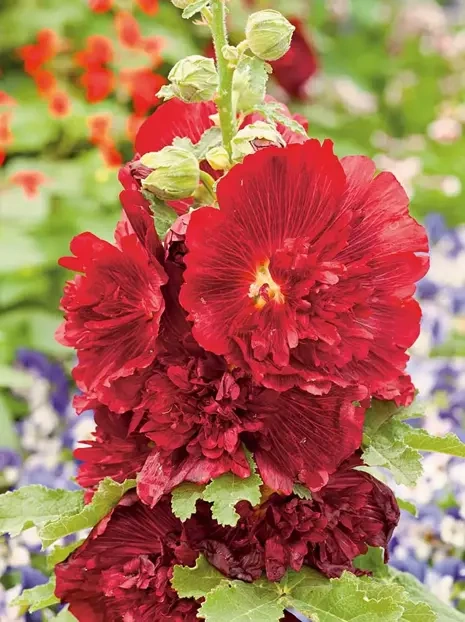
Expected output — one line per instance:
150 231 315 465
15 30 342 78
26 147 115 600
1 0 465 619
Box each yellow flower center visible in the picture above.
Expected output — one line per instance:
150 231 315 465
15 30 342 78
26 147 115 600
248 260 285 309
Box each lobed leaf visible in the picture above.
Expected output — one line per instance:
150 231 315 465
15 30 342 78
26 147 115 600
403 428 465 458
39 478 136 547
0 486 84 538
172 554 225 599
47 539 85 569
11 576 59 613
171 482 206 522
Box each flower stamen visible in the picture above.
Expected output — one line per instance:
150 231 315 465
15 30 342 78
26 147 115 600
248 260 285 309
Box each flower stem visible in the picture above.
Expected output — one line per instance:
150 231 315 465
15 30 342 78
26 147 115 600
210 0 236 157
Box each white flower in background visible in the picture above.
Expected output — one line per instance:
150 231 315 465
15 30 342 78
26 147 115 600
332 78 378 115
428 117 462 143
374 154 421 198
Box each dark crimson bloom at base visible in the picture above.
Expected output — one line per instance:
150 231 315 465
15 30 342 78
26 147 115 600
55 493 199 621
271 19 318 100
186 456 399 582
56 203 167 404
181 141 429 400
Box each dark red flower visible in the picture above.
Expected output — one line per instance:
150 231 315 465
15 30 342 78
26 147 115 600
180 141 429 398
55 493 199 622
75 407 152 488
307 455 400 577
56 201 167 404
271 19 318 100
185 455 399 582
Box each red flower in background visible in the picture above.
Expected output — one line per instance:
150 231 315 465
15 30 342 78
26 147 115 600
55 493 199 622
9 170 49 198
49 91 71 118
180 141 428 401
88 0 113 12
136 0 159 15
87 114 123 168
18 28 60 74
75 35 115 104
119 68 166 117
115 11 142 49
0 93 16 166
271 19 318 100
33 69 57 97
56 201 167 404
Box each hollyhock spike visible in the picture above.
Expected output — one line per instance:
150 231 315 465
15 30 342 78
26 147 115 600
180 140 428 397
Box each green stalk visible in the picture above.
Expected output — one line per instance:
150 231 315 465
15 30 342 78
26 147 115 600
210 0 236 157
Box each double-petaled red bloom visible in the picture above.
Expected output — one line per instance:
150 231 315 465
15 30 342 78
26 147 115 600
56 199 167 405
180 140 429 402
55 493 200 621
56 458 398 618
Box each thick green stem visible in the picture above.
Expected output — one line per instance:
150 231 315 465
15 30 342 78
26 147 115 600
210 0 236 157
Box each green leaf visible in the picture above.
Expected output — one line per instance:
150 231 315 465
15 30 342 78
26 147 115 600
403 428 465 458
362 414 423 487
353 546 389 578
172 555 226 599
401 600 437 622
292 484 312 500
39 478 136 547
389 567 464 622
53 607 78 621
0 394 20 451
11 576 59 613
171 483 205 521
202 453 263 526
0 486 84 538
182 0 210 19
234 56 269 110
396 497 418 517
199 579 285 622
47 539 85 569
286 569 405 622
141 192 178 240
253 102 307 137
363 399 408 435
193 127 223 160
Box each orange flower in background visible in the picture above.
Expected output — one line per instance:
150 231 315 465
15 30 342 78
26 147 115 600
75 36 115 103
135 0 159 15
87 114 123 168
115 11 142 48
0 92 17 166
33 69 57 97
120 67 166 117
9 170 49 198
88 0 113 12
18 29 60 75
49 91 71 117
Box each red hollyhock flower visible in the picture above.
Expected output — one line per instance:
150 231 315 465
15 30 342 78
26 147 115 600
33 69 57 97
56 200 167 404
75 35 114 68
271 19 318 100
180 141 429 399
18 28 60 75
75 36 115 103
307 455 400 577
185 455 398 582
75 407 152 488
55 493 199 621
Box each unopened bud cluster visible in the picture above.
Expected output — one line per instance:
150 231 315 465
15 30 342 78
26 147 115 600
245 10 295 62
141 147 200 200
159 55 218 104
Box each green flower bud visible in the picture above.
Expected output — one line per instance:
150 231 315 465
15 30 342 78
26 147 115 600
245 10 295 62
206 146 231 171
140 147 200 200
167 55 218 103
231 121 285 161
